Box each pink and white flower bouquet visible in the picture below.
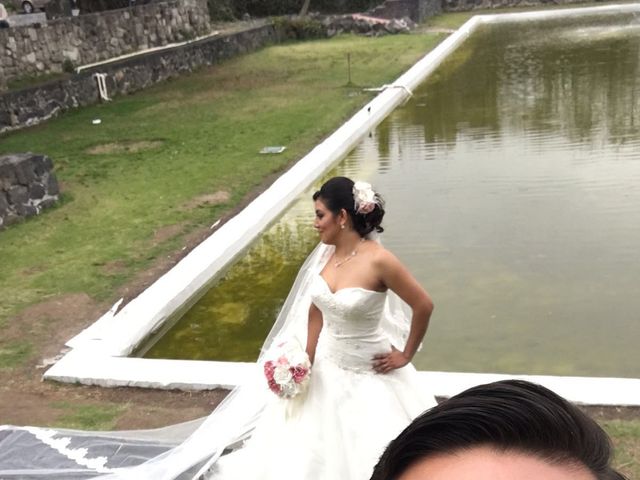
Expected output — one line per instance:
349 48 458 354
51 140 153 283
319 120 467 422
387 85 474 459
263 340 311 399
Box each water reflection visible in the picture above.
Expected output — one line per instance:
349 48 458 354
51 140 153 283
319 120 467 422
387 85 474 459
143 14 640 378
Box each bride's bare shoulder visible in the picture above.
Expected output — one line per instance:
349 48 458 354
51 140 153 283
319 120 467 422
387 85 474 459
369 242 400 269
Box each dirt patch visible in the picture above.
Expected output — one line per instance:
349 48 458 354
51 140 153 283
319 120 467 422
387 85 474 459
102 259 129 276
153 222 187 244
582 404 640 422
5 293 105 363
181 191 231 211
20 264 47 277
86 140 164 155
0 372 229 429
0 289 228 429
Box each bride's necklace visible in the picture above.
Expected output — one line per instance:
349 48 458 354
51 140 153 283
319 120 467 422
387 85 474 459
334 238 365 268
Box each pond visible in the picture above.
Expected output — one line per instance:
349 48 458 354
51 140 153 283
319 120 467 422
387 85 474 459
141 12 640 378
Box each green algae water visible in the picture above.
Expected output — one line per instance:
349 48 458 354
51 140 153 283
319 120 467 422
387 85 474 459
143 13 640 377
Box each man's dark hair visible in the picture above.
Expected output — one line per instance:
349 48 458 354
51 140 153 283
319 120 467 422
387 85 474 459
371 380 627 480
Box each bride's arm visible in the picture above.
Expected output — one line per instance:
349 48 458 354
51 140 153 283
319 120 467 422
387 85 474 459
306 303 323 364
373 249 434 373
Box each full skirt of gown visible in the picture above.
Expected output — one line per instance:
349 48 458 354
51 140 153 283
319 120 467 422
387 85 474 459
211 354 436 480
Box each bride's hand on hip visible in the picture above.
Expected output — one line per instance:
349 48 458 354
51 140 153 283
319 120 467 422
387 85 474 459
372 347 409 374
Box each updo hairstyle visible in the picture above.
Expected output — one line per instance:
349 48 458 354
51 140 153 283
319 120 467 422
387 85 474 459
313 176 385 237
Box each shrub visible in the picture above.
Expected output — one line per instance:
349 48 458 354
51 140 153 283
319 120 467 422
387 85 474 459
207 0 235 21
273 16 327 40
62 59 76 73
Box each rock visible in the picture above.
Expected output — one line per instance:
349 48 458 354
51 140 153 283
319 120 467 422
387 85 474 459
0 153 59 230
3 213 22 226
46 173 59 196
24 52 37 64
15 203 38 217
319 13 414 37
32 154 52 176
8 185 29 205
0 161 17 184
29 182 46 200
62 47 80 62
0 191 9 213
39 196 58 210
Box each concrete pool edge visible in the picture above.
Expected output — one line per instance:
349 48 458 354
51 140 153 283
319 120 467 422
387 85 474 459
44 4 640 406
45 349 640 406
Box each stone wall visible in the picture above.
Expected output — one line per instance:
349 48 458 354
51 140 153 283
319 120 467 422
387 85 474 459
0 153 60 228
0 22 278 133
0 0 211 91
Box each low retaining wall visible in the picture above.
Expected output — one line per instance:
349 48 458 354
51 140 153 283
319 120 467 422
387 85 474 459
0 153 60 229
0 22 278 134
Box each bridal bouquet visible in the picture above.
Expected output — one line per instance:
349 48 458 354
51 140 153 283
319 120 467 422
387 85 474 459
263 340 311 399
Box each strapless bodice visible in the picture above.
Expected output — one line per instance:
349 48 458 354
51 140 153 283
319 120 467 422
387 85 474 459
310 275 392 372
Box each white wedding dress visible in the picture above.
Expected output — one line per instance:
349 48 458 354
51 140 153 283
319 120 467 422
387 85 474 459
211 273 436 480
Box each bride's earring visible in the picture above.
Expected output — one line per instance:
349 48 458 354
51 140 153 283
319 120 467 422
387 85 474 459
340 224 345 230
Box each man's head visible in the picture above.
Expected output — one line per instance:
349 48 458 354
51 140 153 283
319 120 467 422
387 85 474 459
371 380 626 480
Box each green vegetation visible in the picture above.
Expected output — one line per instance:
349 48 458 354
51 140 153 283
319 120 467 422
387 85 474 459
0 33 445 335
602 419 640 479
273 16 327 40
53 402 127 430
7 72 70 92
0 342 33 369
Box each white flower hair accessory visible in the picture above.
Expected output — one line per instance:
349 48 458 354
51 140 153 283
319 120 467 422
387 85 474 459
353 181 377 214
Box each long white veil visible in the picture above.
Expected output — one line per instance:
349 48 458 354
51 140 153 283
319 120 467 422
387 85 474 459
0 237 413 480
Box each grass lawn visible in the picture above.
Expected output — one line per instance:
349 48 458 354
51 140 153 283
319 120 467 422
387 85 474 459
0 7 637 475
52 401 127 430
603 419 640 479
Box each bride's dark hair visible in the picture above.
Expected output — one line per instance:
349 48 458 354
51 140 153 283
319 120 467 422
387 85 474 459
313 176 385 237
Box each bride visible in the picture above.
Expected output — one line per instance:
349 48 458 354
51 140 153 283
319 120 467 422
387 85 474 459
0 177 436 480
210 176 436 479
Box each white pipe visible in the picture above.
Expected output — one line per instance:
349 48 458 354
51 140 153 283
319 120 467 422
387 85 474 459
93 73 110 101
75 29 224 73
